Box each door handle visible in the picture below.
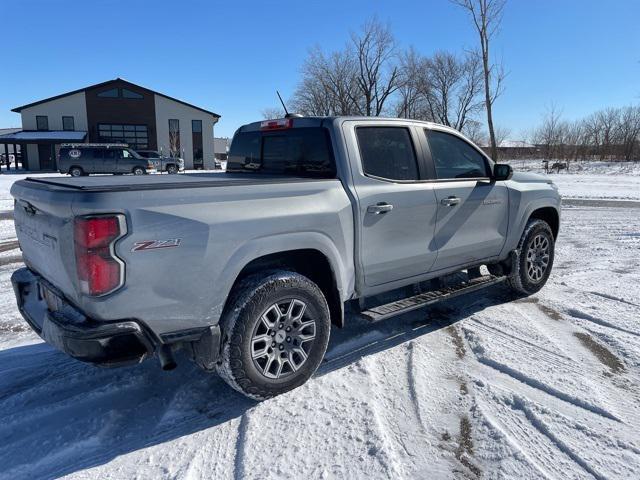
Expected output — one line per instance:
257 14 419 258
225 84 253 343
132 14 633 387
367 202 393 214
440 196 461 207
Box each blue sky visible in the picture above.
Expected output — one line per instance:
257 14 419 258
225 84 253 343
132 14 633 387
1 0 638 139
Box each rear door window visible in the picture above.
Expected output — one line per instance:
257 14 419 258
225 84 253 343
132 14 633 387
356 127 419 181
425 130 489 179
227 128 335 177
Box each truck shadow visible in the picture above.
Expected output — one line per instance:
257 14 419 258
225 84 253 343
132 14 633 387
0 285 518 479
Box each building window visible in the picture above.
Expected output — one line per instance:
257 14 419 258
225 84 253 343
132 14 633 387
62 116 75 131
36 115 49 131
98 123 149 150
192 120 203 167
97 88 119 98
121 88 143 99
169 119 181 157
97 87 144 99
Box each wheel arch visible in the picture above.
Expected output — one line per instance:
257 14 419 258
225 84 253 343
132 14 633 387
224 248 345 329
528 206 559 239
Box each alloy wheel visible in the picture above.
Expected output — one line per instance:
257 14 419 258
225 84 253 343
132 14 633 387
250 299 316 379
526 233 550 282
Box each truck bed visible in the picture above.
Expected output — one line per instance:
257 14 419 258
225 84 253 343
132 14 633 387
21 172 327 192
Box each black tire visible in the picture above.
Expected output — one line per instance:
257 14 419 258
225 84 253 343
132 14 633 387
506 219 555 295
69 166 83 177
217 270 331 400
132 166 145 175
166 164 178 174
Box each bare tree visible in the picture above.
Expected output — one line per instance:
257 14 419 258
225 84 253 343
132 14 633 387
395 47 428 119
351 18 400 116
422 51 484 130
452 0 507 160
618 105 640 161
291 18 399 117
261 107 285 119
462 119 487 146
291 47 360 116
168 120 181 158
564 120 585 162
494 125 512 147
533 104 563 159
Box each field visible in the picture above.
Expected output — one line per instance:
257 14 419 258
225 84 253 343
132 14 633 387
0 165 639 479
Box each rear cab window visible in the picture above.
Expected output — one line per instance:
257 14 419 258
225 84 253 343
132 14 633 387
425 129 489 179
356 127 419 181
227 127 335 178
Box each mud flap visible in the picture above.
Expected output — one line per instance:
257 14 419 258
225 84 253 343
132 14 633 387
190 325 221 371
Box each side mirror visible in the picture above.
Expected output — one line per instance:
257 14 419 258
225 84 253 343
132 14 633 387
493 163 513 181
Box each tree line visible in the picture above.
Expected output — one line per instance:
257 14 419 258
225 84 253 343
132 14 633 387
265 2 639 162
529 105 640 162
278 15 504 150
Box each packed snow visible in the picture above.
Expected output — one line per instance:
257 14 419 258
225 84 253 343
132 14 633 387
0 164 639 479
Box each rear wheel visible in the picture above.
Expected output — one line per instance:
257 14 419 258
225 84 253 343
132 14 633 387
506 219 555 295
132 166 145 175
69 166 83 177
166 164 178 174
217 270 331 400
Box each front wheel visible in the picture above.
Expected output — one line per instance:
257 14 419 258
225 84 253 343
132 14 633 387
506 219 555 295
217 270 331 400
166 164 178 174
69 166 83 177
132 166 145 175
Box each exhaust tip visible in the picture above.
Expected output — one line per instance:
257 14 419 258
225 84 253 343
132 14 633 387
157 344 177 371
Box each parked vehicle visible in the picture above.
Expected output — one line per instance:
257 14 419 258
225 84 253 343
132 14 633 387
58 144 156 176
136 150 184 174
11 116 560 400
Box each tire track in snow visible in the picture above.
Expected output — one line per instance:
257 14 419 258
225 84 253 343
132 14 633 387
587 290 640 308
470 343 619 422
406 341 426 431
509 396 607 480
463 312 621 423
233 411 250 480
567 308 640 338
475 393 590 480
359 357 406 479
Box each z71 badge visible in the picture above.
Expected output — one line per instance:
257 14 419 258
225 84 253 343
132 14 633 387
131 239 181 252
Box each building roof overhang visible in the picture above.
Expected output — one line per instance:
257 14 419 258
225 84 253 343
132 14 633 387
0 130 87 143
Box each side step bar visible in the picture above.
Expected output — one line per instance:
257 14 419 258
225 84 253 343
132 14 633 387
360 274 506 322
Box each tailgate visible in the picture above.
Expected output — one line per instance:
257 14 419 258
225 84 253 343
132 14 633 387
11 180 79 300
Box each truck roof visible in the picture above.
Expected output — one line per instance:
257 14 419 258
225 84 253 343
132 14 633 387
237 116 455 133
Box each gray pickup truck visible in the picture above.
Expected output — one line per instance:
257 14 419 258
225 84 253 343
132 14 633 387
11 116 560 400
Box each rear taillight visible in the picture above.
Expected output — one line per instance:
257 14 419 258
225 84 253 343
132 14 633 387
74 215 125 296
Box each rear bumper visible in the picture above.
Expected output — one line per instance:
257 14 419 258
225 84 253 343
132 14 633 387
11 267 154 367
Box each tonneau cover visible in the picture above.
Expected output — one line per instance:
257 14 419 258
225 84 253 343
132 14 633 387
21 173 325 192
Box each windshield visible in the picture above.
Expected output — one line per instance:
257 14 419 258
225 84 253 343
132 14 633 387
227 127 335 178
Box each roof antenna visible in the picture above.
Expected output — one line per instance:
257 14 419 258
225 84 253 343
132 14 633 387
276 90 290 117
276 91 302 118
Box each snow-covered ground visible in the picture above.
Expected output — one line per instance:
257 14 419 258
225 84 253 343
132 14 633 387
505 160 640 201
0 166 639 479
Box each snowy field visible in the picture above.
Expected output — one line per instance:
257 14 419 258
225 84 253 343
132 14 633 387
1 165 639 479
